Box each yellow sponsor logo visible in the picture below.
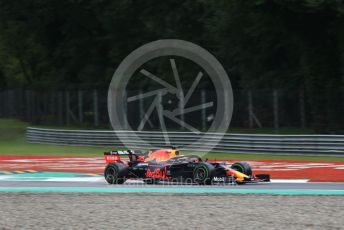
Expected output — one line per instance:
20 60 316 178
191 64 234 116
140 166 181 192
234 171 249 181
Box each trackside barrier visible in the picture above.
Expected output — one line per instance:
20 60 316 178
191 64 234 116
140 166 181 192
26 127 344 156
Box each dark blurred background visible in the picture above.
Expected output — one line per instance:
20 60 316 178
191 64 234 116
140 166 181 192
0 0 343 133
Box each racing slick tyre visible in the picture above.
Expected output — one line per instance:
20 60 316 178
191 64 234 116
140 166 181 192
104 163 128 184
231 161 252 176
193 163 216 185
231 161 252 184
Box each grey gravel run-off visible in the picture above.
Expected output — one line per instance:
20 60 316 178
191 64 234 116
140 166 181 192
1 193 343 230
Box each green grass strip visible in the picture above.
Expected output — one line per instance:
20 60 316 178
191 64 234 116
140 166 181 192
1 118 343 161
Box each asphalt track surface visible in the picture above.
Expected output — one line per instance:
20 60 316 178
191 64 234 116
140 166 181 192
1 193 343 230
1 177 344 229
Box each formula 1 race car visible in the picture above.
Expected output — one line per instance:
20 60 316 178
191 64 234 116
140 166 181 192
103 148 270 185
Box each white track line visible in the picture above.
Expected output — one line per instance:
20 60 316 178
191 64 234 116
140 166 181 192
270 179 309 183
46 177 104 182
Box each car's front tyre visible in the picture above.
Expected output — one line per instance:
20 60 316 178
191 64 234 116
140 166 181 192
231 161 252 184
231 162 252 176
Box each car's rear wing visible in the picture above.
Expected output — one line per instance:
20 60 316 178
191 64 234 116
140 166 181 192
104 150 144 163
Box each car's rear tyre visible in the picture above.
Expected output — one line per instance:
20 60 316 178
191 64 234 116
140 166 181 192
193 163 215 185
104 163 128 184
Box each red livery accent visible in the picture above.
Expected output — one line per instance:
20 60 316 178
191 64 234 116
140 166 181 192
105 154 121 164
146 167 167 179
226 170 235 176
146 168 166 179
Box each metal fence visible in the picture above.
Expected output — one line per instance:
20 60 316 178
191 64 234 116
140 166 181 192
1 89 313 129
27 127 344 156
